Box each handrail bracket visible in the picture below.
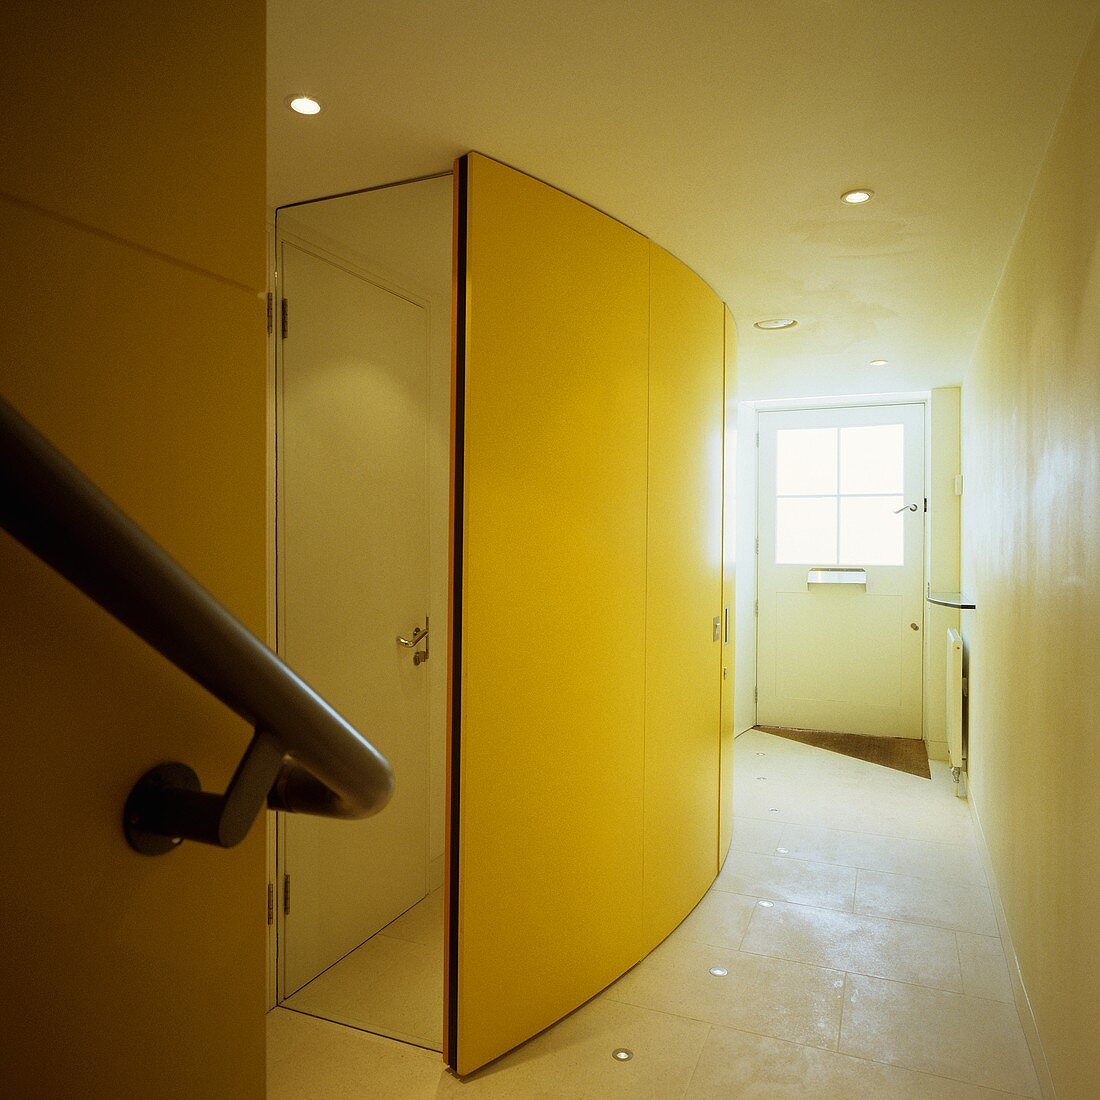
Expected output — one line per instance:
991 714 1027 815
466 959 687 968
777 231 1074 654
124 729 286 855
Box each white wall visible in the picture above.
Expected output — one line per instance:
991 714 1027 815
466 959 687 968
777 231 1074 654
733 401 759 735
922 386 962 760
960 20 1100 1095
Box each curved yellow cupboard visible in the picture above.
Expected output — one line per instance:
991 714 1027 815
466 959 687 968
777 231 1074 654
447 153 734 1074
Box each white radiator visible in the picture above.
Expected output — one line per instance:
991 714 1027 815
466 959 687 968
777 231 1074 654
947 628 965 790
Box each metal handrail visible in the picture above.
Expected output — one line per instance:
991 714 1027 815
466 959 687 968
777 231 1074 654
0 395 393 855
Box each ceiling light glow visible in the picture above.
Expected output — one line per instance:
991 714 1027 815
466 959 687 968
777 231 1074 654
870 359 889 366
754 318 798 330
287 95 322 116
841 188 874 204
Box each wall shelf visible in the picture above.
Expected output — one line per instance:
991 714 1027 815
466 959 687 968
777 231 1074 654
926 591 976 610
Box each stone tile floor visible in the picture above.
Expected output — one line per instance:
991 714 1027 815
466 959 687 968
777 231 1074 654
269 729 1037 1098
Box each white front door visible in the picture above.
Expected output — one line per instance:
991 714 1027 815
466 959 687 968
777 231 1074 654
278 243 431 995
757 403 925 738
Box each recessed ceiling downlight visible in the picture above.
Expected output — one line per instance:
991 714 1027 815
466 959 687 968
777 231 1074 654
870 358 889 366
754 318 798 330
841 188 874 204
287 95 322 115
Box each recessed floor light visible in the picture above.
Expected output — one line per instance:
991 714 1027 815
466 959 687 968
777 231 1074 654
870 358 889 366
842 188 875 204
709 967 729 977
769 807 781 813
612 1048 633 1061
776 847 789 854
286 94 322 115
759 900 774 908
754 318 798 330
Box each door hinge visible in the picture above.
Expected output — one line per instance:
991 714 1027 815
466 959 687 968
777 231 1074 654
283 873 291 916
266 292 273 335
754 686 758 704
755 431 760 448
924 497 928 513
266 882 274 926
755 536 759 554
280 298 289 339
754 598 759 616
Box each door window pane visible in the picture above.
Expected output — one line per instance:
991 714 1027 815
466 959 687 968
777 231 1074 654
839 495 904 565
839 424 904 494
776 428 837 495
777 497 838 564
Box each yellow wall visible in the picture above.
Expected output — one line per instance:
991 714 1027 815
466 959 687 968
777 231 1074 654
452 155 728 1074
962 20 1100 1100
0 3 267 1096
643 245 725 949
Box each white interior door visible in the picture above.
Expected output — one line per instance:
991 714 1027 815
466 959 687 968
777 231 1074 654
757 404 925 738
278 243 430 995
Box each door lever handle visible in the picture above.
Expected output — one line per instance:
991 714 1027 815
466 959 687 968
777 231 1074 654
893 502 920 514
397 619 430 665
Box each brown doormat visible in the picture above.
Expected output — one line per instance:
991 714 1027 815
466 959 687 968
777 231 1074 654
756 725 931 780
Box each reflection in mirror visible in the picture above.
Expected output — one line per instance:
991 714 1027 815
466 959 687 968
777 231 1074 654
274 173 452 1052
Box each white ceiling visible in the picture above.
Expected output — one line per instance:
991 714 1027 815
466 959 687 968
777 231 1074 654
268 0 1098 399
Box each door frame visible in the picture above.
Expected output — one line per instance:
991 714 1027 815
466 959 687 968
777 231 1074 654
265 215 278 1011
739 391 935 739
269 222 436 1006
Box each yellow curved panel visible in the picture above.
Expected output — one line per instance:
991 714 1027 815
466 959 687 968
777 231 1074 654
452 154 649 1074
643 245 725 949
449 157 729 1074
